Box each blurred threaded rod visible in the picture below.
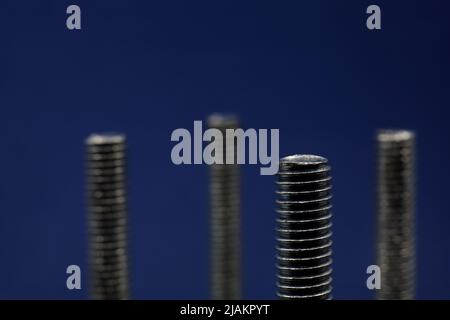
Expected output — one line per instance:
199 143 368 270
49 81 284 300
208 114 241 300
276 155 333 300
86 133 130 300
376 130 416 300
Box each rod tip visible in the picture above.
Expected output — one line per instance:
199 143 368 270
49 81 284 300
280 154 328 165
207 113 239 128
86 133 126 145
377 129 415 142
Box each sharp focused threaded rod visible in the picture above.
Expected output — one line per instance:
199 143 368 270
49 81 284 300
276 155 333 300
208 114 241 300
86 133 130 300
376 130 416 300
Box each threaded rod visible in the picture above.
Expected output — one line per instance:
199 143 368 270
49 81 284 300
86 133 130 300
376 130 416 300
208 114 241 300
276 155 333 300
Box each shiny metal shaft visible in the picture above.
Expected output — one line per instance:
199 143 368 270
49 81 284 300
86 133 130 300
376 130 416 300
276 155 333 300
208 114 241 300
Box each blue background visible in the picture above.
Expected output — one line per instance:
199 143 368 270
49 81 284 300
0 0 449 299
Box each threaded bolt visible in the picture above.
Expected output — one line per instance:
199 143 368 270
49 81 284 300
376 130 416 300
276 155 333 300
86 133 130 300
208 114 241 300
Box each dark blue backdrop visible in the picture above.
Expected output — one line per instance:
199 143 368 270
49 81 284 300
0 0 449 299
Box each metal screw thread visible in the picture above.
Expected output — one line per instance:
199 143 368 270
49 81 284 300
208 114 241 300
376 130 416 300
276 155 333 300
86 133 130 300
